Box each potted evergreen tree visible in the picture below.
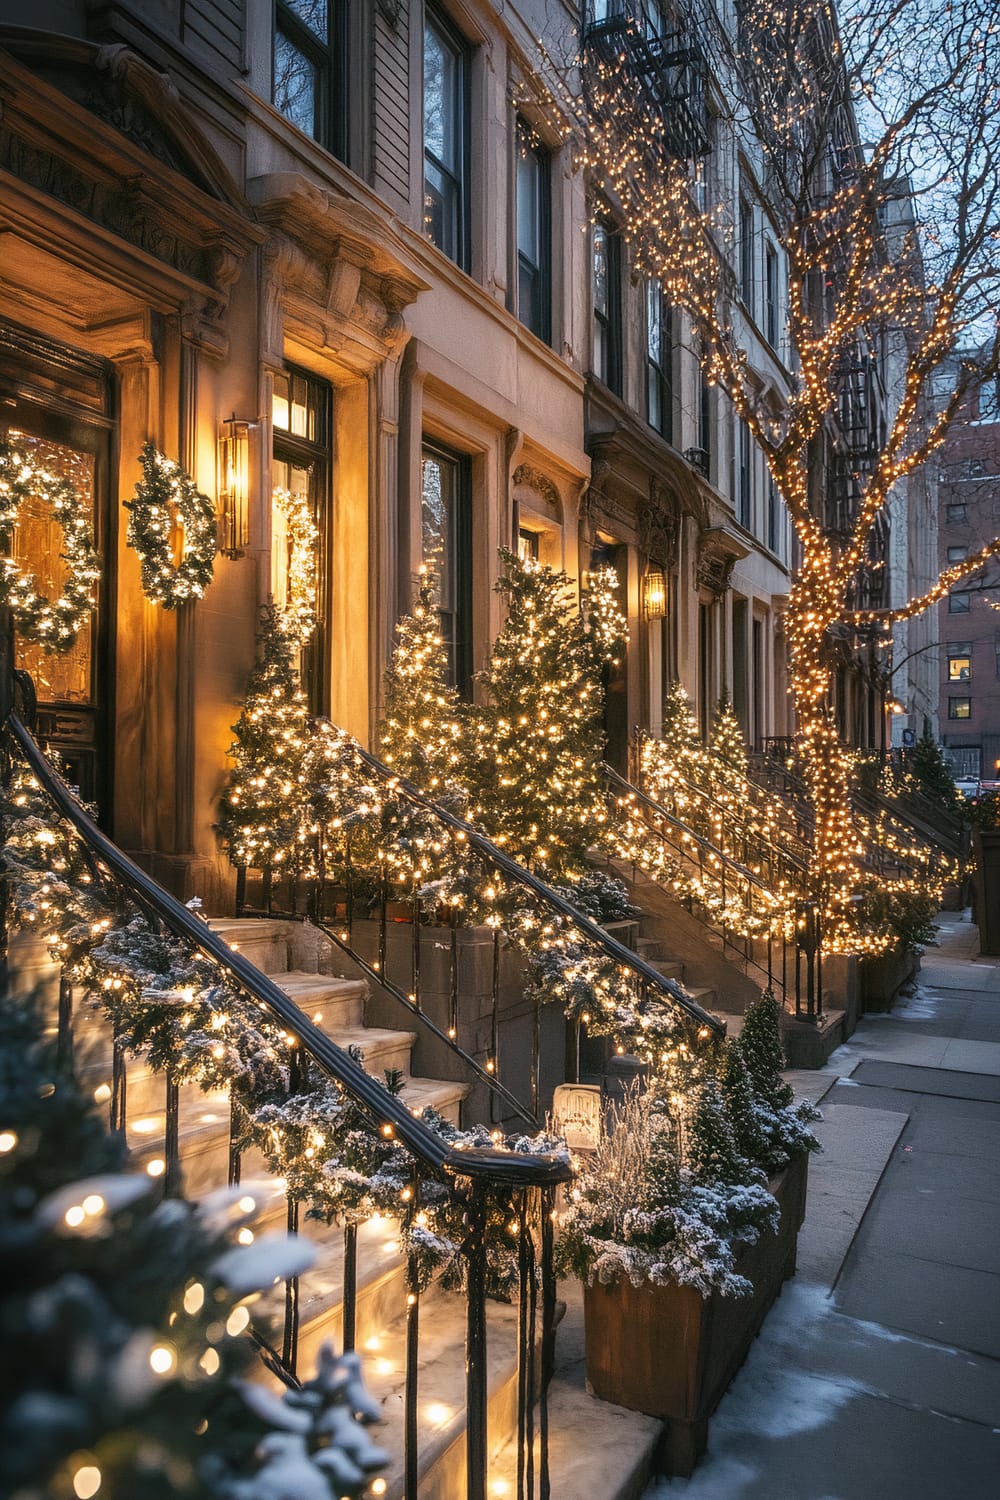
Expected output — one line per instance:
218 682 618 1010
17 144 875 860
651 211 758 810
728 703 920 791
556 991 817 1476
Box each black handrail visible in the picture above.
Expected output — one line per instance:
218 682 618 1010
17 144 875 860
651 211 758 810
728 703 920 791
348 738 725 1038
603 761 800 910
6 713 572 1189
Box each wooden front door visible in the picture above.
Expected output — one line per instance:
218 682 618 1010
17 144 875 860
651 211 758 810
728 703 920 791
0 322 113 814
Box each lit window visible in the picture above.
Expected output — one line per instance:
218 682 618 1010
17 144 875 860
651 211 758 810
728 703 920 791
517 528 539 562
273 1 346 158
948 696 972 720
272 366 331 713
421 442 472 696
948 651 971 682
949 591 971 613
423 10 469 269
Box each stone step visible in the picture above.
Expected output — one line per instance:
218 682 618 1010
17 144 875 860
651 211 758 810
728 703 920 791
207 916 300 976
271 970 368 1029
326 1024 418 1082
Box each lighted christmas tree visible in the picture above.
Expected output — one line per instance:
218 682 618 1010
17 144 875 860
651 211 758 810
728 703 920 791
468 549 621 879
709 691 747 776
379 568 467 802
217 606 313 875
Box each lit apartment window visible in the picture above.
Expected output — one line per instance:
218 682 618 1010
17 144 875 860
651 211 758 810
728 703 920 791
739 196 754 311
517 527 540 562
946 503 968 524
272 366 332 712
593 220 622 395
948 696 972 720
765 243 779 348
423 9 469 269
646 280 673 441
516 122 551 343
273 1 346 157
949 590 971 613
948 643 972 681
421 442 472 696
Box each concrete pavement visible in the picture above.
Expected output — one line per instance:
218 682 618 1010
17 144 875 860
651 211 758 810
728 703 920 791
651 910 1000 1498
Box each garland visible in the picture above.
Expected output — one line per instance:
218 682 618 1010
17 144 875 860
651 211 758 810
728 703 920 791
125 440 216 608
273 486 319 646
0 441 101 652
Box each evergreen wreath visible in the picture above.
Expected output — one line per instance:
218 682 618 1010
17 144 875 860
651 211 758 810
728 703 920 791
272 485 318 645
125 440 216 608
0 441 101 652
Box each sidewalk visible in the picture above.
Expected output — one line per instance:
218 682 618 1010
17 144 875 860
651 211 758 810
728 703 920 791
650 911 1000 1499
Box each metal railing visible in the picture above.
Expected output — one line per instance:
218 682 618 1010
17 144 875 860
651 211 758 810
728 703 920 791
234 729 724 1127
601 762 825 1020
2 705 573 1500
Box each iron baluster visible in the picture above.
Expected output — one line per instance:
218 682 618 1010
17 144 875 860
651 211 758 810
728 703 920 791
282 1193 300 1376
404 1174 421 1500
342 1220 358 1353
490 927 501 1120
164 1071 181 1198
411 892 421 1013
539 1184 557 1500
465 1184 489 1500
228 1093 243 1188
110 1027 127 1138
56 973 73 1072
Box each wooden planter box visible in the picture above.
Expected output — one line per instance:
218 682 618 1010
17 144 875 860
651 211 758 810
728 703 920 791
583 1151 809 1476
858 944 919 1013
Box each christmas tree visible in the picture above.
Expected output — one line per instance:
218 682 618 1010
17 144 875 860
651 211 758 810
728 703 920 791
684 1074 749 1186
739 989 793 1111
709 691 747 776
379 568 467 802
910 724 962 809
720 1038 765 1168
468 550 618 879
218 606 313 875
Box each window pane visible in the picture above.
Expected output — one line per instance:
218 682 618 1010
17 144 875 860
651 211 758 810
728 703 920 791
424 23 457 170
285 0 327 39
593 226 608 316
274 30 317 137
949 592 971 613
949 697 971 719
272 372 291 431
948 545 968 563
518 528 540 562
423 159 459 260
421 453 455 612
949 656 971 681
946 504 968 524
647 280 662 364
517 145 540 266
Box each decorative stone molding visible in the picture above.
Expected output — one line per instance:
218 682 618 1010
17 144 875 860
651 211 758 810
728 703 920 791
249 173 428 373
696 526 751 598
0 36 262 356
513 464 562 522
639 482 681 570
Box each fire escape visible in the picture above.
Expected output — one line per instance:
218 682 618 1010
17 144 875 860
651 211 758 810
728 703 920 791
583 4 712 164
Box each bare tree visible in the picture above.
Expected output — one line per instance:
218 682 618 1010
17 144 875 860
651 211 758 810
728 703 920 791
541 0 1000 944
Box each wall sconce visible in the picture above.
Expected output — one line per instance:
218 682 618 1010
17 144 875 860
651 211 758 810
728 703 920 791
218 414 252 559
643 567 667 619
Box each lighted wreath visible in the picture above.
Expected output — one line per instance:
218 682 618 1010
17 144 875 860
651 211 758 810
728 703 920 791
0 441 101 653
124 440 216 609
273 485 318 646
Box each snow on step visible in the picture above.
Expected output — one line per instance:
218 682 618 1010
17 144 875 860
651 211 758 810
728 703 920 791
325 1024 417 1079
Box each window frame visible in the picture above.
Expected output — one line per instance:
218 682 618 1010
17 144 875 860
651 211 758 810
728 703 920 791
737 418 752 529
271 363 333 715
946 502 969 525
947 642 972 682
949 590 971 613
422 6 471 272
420 438 473 698
515 119 552 345
764 242 779 348
739 195 754 312
592 218 623 396
948 696 972 720
646 279 673 442
273 0 348 160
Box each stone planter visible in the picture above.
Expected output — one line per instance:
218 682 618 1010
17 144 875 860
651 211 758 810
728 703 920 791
858 944 919 1013
582 1152 809 1476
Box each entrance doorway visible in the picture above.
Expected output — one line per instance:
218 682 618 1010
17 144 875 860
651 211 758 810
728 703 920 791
0 322 113 812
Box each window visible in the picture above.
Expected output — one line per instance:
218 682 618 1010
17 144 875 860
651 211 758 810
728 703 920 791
273 1 346 157
948 643 972 681
593 220 622 394
699 368 712 472
946 503 968 525
739 197 754 311
977 380 1000 422
272 366 332 712
421 442 472 695
948 545 968 564
737 419 752 529
646 280 673 441
765 244 779 348
423 10 469 269
515 122 551 343
767 476 780 553
949 590 971 613
949 696 972 720
517 527 540 562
